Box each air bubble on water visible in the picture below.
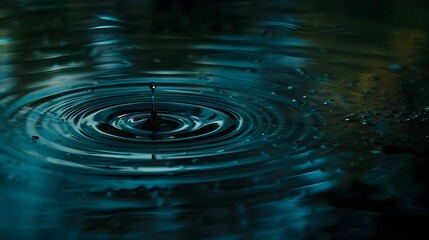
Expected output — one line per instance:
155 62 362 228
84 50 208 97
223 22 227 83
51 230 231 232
153 58 161 63
345 117 352 122
287 85 294 90
324 99 334 105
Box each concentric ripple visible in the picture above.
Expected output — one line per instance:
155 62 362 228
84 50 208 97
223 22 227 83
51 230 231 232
0 78 324 181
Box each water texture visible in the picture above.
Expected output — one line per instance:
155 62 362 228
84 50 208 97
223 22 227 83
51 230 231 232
1 0 429 239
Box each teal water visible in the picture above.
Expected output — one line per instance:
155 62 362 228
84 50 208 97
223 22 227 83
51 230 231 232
1 0 429 239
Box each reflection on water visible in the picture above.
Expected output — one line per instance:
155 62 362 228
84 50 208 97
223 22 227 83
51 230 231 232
1 0 429 238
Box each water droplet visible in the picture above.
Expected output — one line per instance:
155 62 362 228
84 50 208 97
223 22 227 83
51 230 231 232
149 82 156 92
324 99 334 105
149 82 158 119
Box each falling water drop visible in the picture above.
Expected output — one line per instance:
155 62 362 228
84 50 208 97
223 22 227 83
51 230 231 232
149 82 157 119
135 82 162 131
136 82 181 133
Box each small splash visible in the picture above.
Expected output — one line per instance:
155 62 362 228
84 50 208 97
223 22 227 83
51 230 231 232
137 82 179 132
149 82 157 119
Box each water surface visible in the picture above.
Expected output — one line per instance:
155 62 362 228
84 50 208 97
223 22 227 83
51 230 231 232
1 0 429 239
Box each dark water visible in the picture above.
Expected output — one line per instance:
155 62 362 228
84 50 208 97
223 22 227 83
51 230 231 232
1 0 429 239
